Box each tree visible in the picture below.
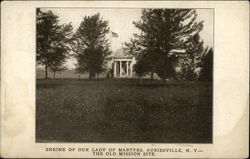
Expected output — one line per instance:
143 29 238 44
36 8 73 79
73 13 111 80
125 37 156 80
75 63 84 79
133 53 153 85
178 33 205 80
126 9 204 83
49 47 67 78
198 47 213 81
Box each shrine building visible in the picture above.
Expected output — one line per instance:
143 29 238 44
111 48 136 78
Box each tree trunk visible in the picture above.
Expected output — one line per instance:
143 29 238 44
138 76 142 85
79 74 80 79
89 71 92 80
97 73 99 79
53 72 55 79
150 71 154 80
89 70 95 80
45 65 48 79
106 72 109 78
162 72 166 86
161 78 166 85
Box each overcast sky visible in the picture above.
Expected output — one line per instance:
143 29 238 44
41 8 213 69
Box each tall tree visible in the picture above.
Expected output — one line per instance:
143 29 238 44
36 9 73 79
126 9 204 83
73 13 111 80
178 33 205 80
48 47 67 79
198 47 213 81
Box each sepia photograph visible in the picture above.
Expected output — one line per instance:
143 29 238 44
1 1 249 158
36 8 213 143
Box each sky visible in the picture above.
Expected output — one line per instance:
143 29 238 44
41 8 213 69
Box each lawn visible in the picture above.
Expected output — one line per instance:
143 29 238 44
36 78 212 143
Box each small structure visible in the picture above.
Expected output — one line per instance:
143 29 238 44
112 48 135 78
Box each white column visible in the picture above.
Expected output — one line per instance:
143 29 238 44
119 61 122 77
113 61 116 77
130 61 133 77
126 61 129 77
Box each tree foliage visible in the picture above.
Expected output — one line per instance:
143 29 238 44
73 13 111 79
198 47 213 81
177 33 205 80
126 9 204 82
36 8 73 78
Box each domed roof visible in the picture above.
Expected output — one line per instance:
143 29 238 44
114 48 131 59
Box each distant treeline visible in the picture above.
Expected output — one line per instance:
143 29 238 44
36 69 85 79
36 69 161 79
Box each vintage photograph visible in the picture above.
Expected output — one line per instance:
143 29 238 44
36 8 213 143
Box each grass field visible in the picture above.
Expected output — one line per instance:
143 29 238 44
36 78 212 143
